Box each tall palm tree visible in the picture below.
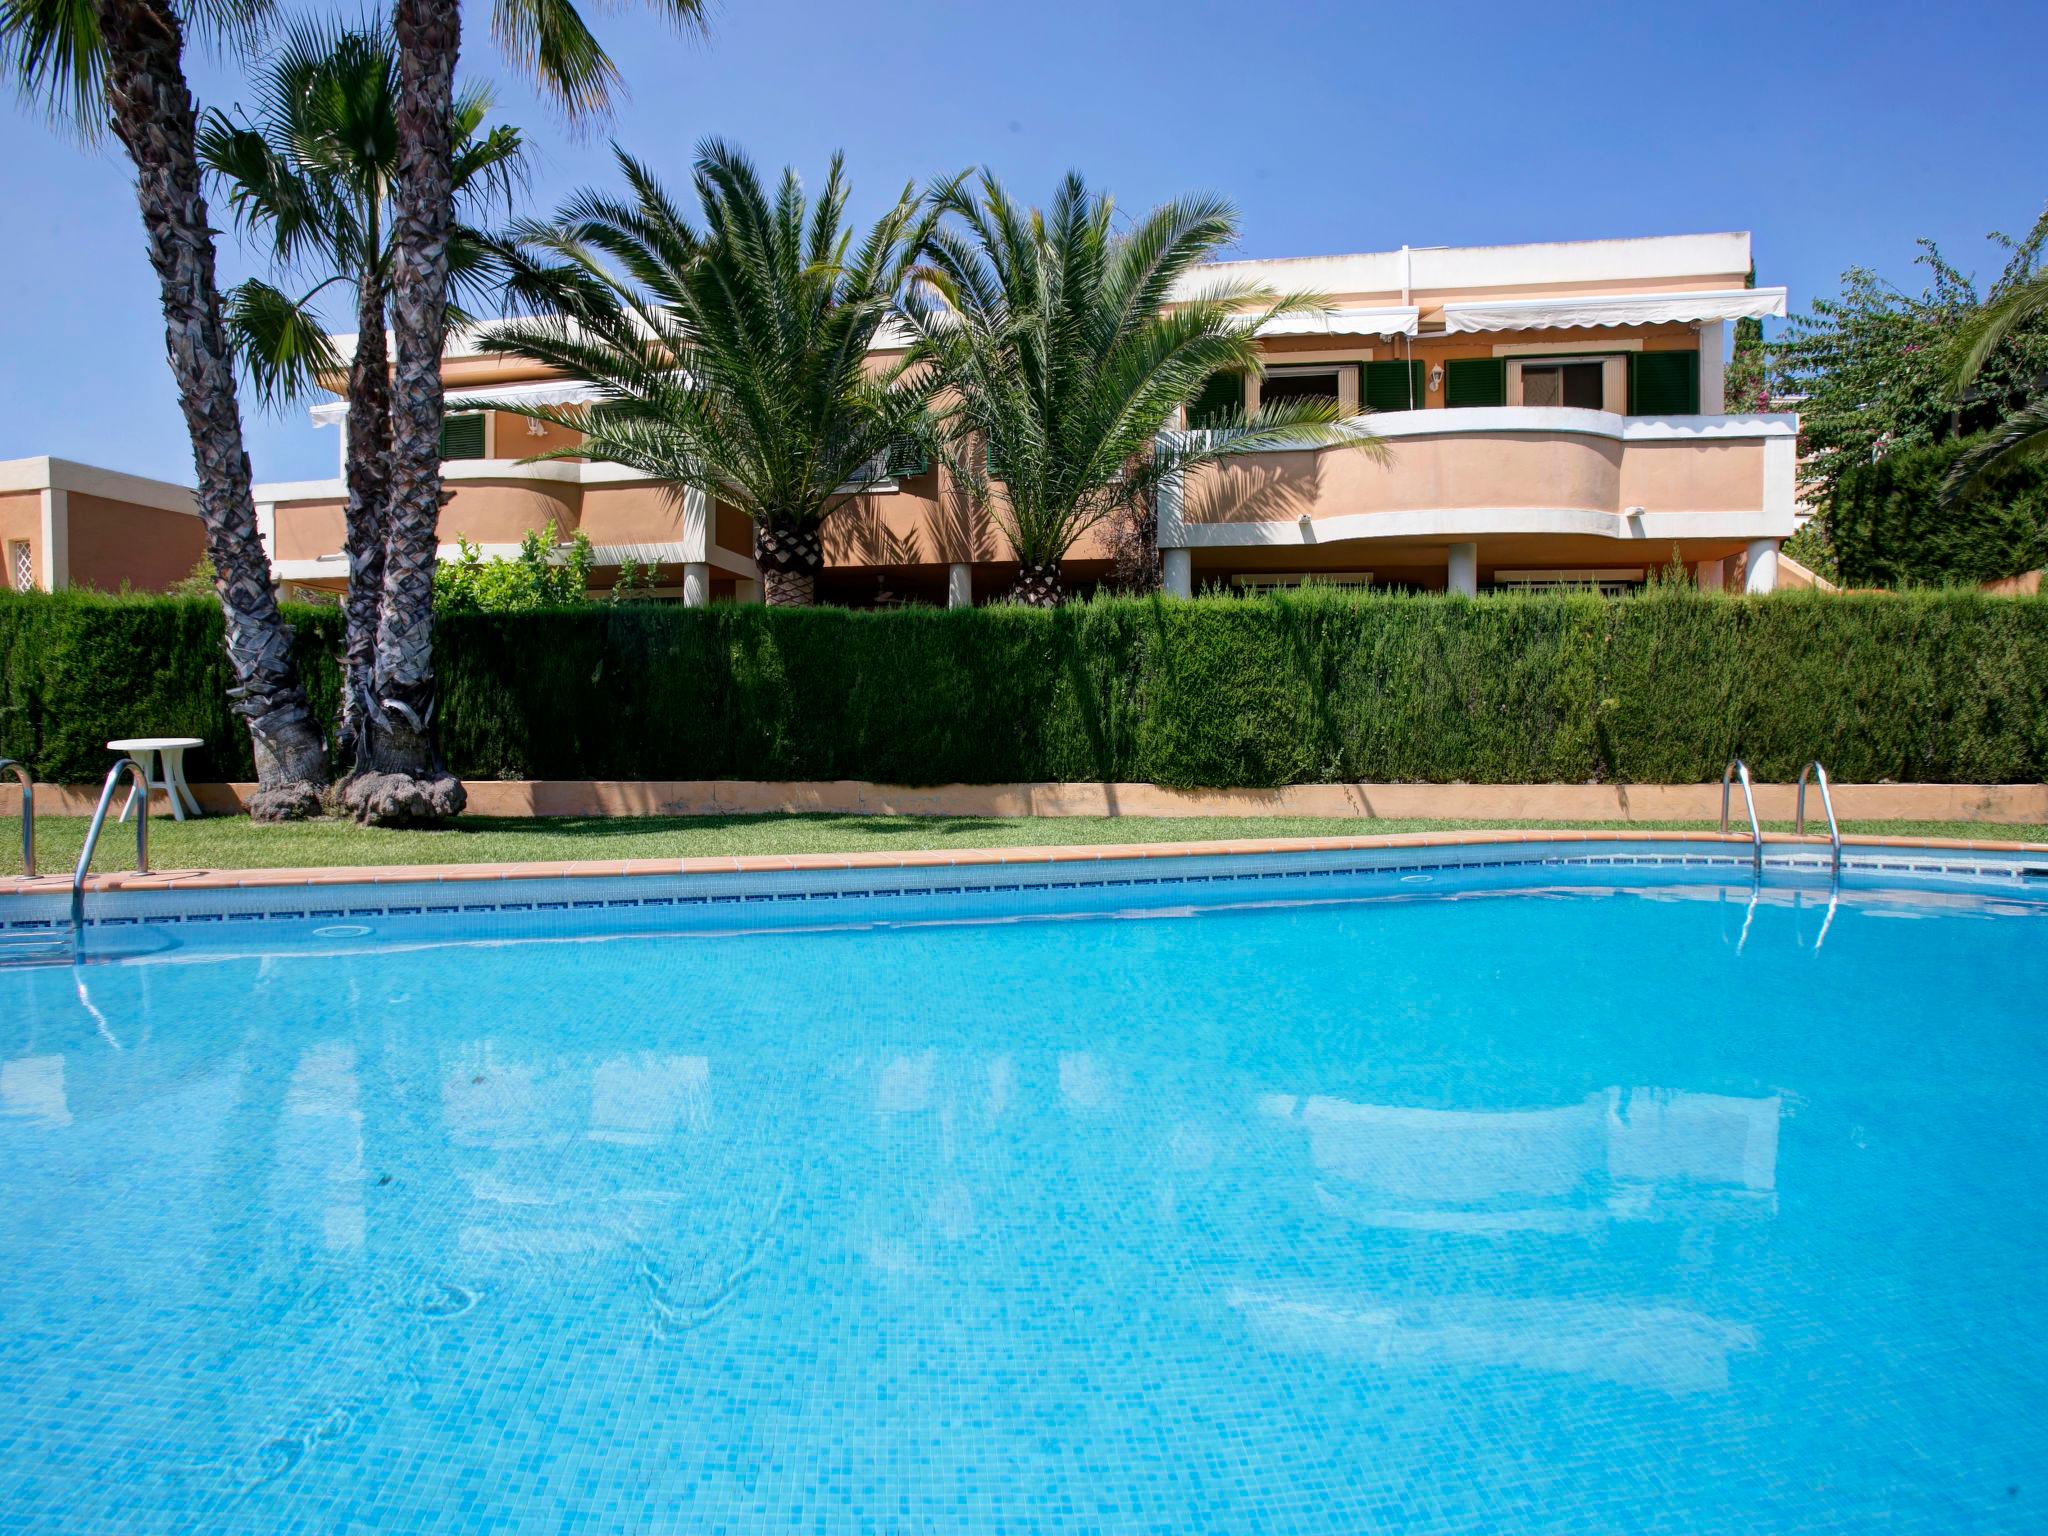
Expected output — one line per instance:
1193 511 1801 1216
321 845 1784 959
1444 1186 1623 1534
365 0 709 812
1944 267 2048 498
480 142 939 606
2 0 329 817
199 20 524 771
902 172 1385 604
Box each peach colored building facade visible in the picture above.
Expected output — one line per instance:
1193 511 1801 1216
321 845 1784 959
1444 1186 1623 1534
255 230 1795 605
0 458 207 595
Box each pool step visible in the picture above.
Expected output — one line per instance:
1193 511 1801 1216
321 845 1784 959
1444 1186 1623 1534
0 933 72 967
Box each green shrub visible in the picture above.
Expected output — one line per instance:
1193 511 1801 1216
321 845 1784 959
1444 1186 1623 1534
3 586 2045 786
0 589 341 784
1829 436 2048 587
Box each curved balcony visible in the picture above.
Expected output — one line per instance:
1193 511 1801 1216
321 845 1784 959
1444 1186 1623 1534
1165 408 1799 550
261 460 758 590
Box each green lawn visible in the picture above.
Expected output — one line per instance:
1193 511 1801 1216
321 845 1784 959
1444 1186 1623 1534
6 812 2044 878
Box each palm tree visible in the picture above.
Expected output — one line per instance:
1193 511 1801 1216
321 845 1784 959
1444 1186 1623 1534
901 172 1385 604
199 20 524 771
2 0 329 817
365 0 709 812
480 142 939 606
1944 267 2048 498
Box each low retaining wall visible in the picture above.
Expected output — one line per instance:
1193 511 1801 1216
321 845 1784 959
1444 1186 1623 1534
8 780 2048 823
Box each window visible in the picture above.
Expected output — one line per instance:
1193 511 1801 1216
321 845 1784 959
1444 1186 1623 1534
1363 360 1425 412
1444 357 1507 408
884 438 930 479
1185 371 1244 430
1519 360 1605 410
439 412 487 461
1231 572 1372 596
1260 366 1343 407
1627 351 1701 415
1492 568 1645 597
8 540 31 592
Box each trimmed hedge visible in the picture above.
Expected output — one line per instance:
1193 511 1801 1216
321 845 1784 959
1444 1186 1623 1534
1830 436 2048 587
4 586 2047 788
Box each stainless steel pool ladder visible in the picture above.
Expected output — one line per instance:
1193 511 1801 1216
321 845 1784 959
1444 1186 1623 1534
1796 761 1842 882
1 758 30 877
1721 760 1762 878
70 758 150 947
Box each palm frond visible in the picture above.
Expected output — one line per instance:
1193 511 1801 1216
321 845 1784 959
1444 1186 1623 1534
1940 397 2048 500
1 0 105 134
201 18 525 347
480 143 936 534
907 172 1380 571
1947 268 2048 399
489 0 705 119
222 275 345 407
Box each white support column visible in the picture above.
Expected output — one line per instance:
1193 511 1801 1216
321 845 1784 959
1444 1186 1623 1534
947 562 972 609
1162 548 1192 599
682 563 711 606
1155 441 1191 598
1698 319 1727 415
1744 538 1780 594
38 488 68 591
680 486 709 565
1446 542 1478 597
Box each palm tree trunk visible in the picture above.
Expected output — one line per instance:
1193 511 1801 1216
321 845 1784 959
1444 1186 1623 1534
354 0 466 824
98 0 328 818
337 278 393 774
1008 561 1064 607
753 521 823 607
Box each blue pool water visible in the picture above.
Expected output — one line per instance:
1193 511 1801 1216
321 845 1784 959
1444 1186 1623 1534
2 850 2045 1533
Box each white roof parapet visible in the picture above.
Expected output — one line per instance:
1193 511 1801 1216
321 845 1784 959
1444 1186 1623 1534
1257 305 1420 339
308 377 613 427
1441 286 1789 334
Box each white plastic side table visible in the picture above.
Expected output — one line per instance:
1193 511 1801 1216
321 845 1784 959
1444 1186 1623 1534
107 737 205 822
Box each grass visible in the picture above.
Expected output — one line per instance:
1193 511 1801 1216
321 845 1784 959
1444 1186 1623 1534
5 812 2044 878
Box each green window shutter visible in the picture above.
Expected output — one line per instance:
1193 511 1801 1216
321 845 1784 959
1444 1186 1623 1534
984 440 1005 480
1363 360 1426 412
439 412 486 460
1186 371 1244 429
1443 358 1507 408
885 437 930 478
1628 351 1701 415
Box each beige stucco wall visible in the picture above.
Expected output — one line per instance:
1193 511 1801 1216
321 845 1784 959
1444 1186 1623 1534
1181 429 1766 529
1618 439 1765 513
64 493 205 592
0 492 38 589
272 500 348 562
435 480 583 545
823 465 1116 570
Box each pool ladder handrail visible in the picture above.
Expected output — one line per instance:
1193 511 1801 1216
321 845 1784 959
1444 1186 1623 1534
1796 761 1842 880
1720 760 1762 877
71 758 150 942
0 758 30 877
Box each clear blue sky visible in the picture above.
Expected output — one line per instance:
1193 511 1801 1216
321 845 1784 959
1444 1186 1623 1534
3 0 2043 485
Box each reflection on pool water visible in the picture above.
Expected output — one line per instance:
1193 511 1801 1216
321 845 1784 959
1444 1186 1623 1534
2 859 2045 1533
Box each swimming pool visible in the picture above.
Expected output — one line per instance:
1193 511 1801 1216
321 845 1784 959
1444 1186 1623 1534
2 838 2045 1533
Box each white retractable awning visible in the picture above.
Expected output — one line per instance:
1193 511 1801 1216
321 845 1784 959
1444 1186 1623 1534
1257 305 1421 338
307 378 610 427
1439 286 1789 334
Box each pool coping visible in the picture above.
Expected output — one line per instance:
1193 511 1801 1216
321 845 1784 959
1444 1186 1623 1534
6 827 2047 899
